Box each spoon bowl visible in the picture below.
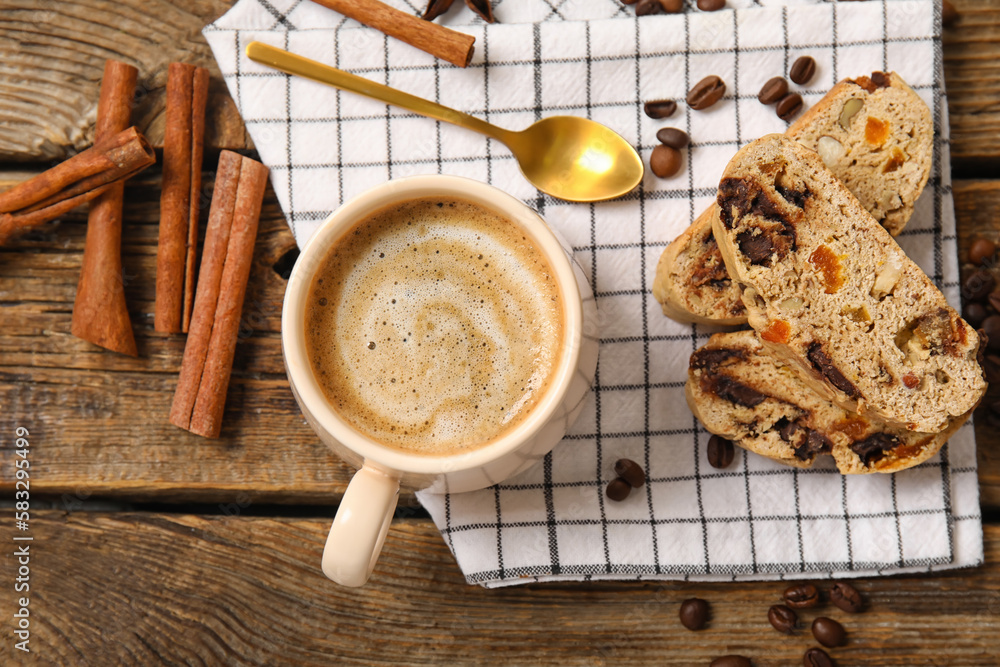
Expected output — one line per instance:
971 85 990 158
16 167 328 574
246 42 643 202
509 116 644 202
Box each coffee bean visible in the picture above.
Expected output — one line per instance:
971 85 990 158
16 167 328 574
964 302 988 328
982 315 1000 352
984 354 1000 383
767 604 797 634
758 76 789 105
710 657 752 667
803 648 835 667
687 75 726 110
829 581 864 613
644 99 677 119
969 238 997 266
650 144 683 178
635 0 661 15
942 0 959 27
621 0 637 4
790 56 817 85
989 290 1000 313
811 617 846 648
776 93 804 121
679 597 710 630
697 0 725 11
962 269 996 301
658 0 683 12
614 458 646 488
606 477 631 501
784 583 821 609
707 434 735 469
656 127 689 149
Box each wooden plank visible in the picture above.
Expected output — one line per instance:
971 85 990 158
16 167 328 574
944 0 1000 169
0 0 1000 163
1 177 998 505
9 512 1000 665
0 0 247 160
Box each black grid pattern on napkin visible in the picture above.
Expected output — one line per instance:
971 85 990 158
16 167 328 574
204 0 981 586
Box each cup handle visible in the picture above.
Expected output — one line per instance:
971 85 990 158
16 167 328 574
322 464 400 587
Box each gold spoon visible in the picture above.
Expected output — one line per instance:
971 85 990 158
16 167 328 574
245 42 643 202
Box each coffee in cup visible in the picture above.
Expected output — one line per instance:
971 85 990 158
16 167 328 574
281 175 598 587
303 196 564 457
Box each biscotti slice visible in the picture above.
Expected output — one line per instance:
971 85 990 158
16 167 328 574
712 133 986 433
686 330 969 474
787 71 932 236
654 71 932 325
652 205 747 326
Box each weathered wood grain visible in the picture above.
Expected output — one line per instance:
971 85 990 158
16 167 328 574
1 0 1000 163
1 174 998 506
0 0 246 160
944 0 1000 169
6 512 999 666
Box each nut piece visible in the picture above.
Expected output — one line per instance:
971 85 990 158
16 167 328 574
816 136 845 168
878 189 902 212
780 296 804 311
871 253 904 299
839 98 864 130
743 286 766 309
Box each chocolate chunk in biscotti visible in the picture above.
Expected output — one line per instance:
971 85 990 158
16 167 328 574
685 330 968 474
712 134 986 433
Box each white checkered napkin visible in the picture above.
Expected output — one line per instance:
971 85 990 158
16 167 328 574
203 0 983 587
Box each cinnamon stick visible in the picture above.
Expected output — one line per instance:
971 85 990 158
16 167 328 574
72 59 140 357
310 0 476 68
155 62 210 334
169 151 269 438
0 127 155 246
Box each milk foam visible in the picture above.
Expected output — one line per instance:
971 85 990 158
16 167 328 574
305 198 563 455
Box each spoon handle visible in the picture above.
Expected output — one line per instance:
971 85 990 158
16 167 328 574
245 42 514 144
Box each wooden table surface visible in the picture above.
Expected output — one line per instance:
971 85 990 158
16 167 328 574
2 0 999 664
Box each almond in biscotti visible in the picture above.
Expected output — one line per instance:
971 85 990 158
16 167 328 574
712 134 986 433
685 330 970 474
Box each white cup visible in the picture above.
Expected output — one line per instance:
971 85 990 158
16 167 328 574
282 175 598 587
